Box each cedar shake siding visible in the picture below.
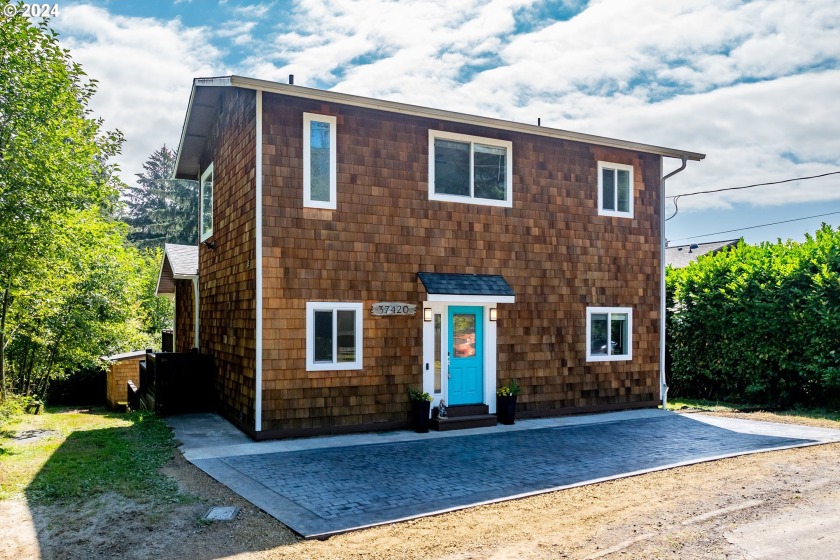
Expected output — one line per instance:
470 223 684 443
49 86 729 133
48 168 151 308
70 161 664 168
259 92 662 434
174 279 195 353
174 77 703 439
199 88 258 429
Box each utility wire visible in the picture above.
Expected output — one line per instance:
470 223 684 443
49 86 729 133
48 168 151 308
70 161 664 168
665 170 840 200
669 210 840 242
664 170 840 221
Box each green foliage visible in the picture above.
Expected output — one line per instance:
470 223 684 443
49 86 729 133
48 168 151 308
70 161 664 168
137 247 175 335
408 387 433 402
121 145 198 249
0 5 123 281
497 379 521 397
0 11 173 402
667 225 840 408
0 393 39 425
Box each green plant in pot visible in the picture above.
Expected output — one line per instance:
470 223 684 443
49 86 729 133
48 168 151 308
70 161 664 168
408 387 433 433
496 380 521 425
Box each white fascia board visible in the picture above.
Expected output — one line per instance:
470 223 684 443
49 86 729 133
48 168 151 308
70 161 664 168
173 77 234 179
426 294 515 304
154 248 171 296
173 80 199 179
229 75 705 161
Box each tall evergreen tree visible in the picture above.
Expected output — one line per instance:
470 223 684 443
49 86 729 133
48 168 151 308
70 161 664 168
123 146 198 249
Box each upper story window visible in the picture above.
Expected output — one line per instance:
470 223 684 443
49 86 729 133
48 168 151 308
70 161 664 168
306 302 363 371
200 163 214 241
429 130 513 208
598 161 634 218
586 307 633 362
303 113 337 210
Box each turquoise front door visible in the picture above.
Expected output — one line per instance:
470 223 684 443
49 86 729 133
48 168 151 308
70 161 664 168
448 306 484 405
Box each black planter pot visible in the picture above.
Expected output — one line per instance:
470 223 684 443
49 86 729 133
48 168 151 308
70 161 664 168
496 395 518 425
410 400 431 433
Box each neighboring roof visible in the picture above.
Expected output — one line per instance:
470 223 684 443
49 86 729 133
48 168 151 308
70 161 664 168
174 75 706 180
418 273 515 297
155 243 199 295
101 350 147 362
666 239 740 268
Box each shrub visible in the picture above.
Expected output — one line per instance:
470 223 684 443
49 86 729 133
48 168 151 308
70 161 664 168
667 224 840 408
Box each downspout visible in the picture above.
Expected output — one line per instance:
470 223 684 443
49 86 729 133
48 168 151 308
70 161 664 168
192 277 200 350
255 90 264 432
660 156 687 411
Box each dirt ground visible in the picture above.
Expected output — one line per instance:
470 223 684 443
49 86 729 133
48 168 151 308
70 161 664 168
2 411 839 560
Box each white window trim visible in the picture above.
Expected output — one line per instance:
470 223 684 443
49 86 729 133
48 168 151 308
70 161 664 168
597 161 634 218
200 163 214 242
303 113 337 210
306 302 363 371
428 129 513 208
586 306 633 362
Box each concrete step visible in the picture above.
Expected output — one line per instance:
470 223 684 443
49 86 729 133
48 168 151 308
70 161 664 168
444 404 489 417
430 414 497 431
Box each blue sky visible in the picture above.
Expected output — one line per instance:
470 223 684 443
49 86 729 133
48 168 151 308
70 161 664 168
50 0 840 245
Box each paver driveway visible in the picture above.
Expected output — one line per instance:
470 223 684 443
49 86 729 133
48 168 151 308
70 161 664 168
167 410 840 538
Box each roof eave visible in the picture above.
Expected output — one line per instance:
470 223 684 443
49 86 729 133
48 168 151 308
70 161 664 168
173 76 234 180
229 75 705 161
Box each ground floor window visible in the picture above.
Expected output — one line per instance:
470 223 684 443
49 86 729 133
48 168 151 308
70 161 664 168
306 302 363 371
586 307 632 361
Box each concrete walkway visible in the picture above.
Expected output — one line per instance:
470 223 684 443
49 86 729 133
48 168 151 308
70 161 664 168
166 410 840 539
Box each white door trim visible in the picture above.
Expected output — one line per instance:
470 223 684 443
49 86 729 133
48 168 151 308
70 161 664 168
422 301 498 413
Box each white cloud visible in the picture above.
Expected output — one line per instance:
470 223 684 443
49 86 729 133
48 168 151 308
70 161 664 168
54 5 225 185
233 2 274 18
52 0 840 222
253 0 840 212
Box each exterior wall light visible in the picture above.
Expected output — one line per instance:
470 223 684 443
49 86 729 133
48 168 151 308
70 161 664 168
489 308 498 321
424 308 433 322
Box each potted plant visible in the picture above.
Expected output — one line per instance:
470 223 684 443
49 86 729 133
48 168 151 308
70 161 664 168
408 387 433 433
496 380 521 425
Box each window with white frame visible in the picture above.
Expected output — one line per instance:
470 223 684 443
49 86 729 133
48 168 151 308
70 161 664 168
303 113 337 209
429 130 512 207
306 302 363 371
586 307 632 361
200 163 214 241
597 161 634 218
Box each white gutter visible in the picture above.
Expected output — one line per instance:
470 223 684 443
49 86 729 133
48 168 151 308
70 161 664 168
660 156 688 411
255 90 263 432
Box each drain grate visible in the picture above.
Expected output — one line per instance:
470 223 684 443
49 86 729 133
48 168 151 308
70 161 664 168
204 506 239 521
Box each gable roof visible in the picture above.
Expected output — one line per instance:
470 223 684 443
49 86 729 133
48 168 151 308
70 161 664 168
666 239 740 269
155 243 199 296
174 75 706 180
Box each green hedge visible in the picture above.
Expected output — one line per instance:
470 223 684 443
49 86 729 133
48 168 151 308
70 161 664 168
666 224 840 408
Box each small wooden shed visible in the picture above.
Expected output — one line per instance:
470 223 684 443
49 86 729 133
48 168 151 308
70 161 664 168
104 350 146 410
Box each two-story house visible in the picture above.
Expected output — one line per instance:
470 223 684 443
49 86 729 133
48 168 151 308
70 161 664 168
163 75 703 439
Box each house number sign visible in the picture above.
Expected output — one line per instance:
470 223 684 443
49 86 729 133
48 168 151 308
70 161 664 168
371 302 417 317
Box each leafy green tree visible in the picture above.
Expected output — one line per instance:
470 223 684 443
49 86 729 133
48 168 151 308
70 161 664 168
0 6 124 399
122 146 198 249
4 210 150 396
137 247 175 335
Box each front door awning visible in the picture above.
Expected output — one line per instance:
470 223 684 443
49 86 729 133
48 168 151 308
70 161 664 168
417 273 515 303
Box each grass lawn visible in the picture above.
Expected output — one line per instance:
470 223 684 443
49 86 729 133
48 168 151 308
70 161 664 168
667 397 840 427
0 406 181 504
